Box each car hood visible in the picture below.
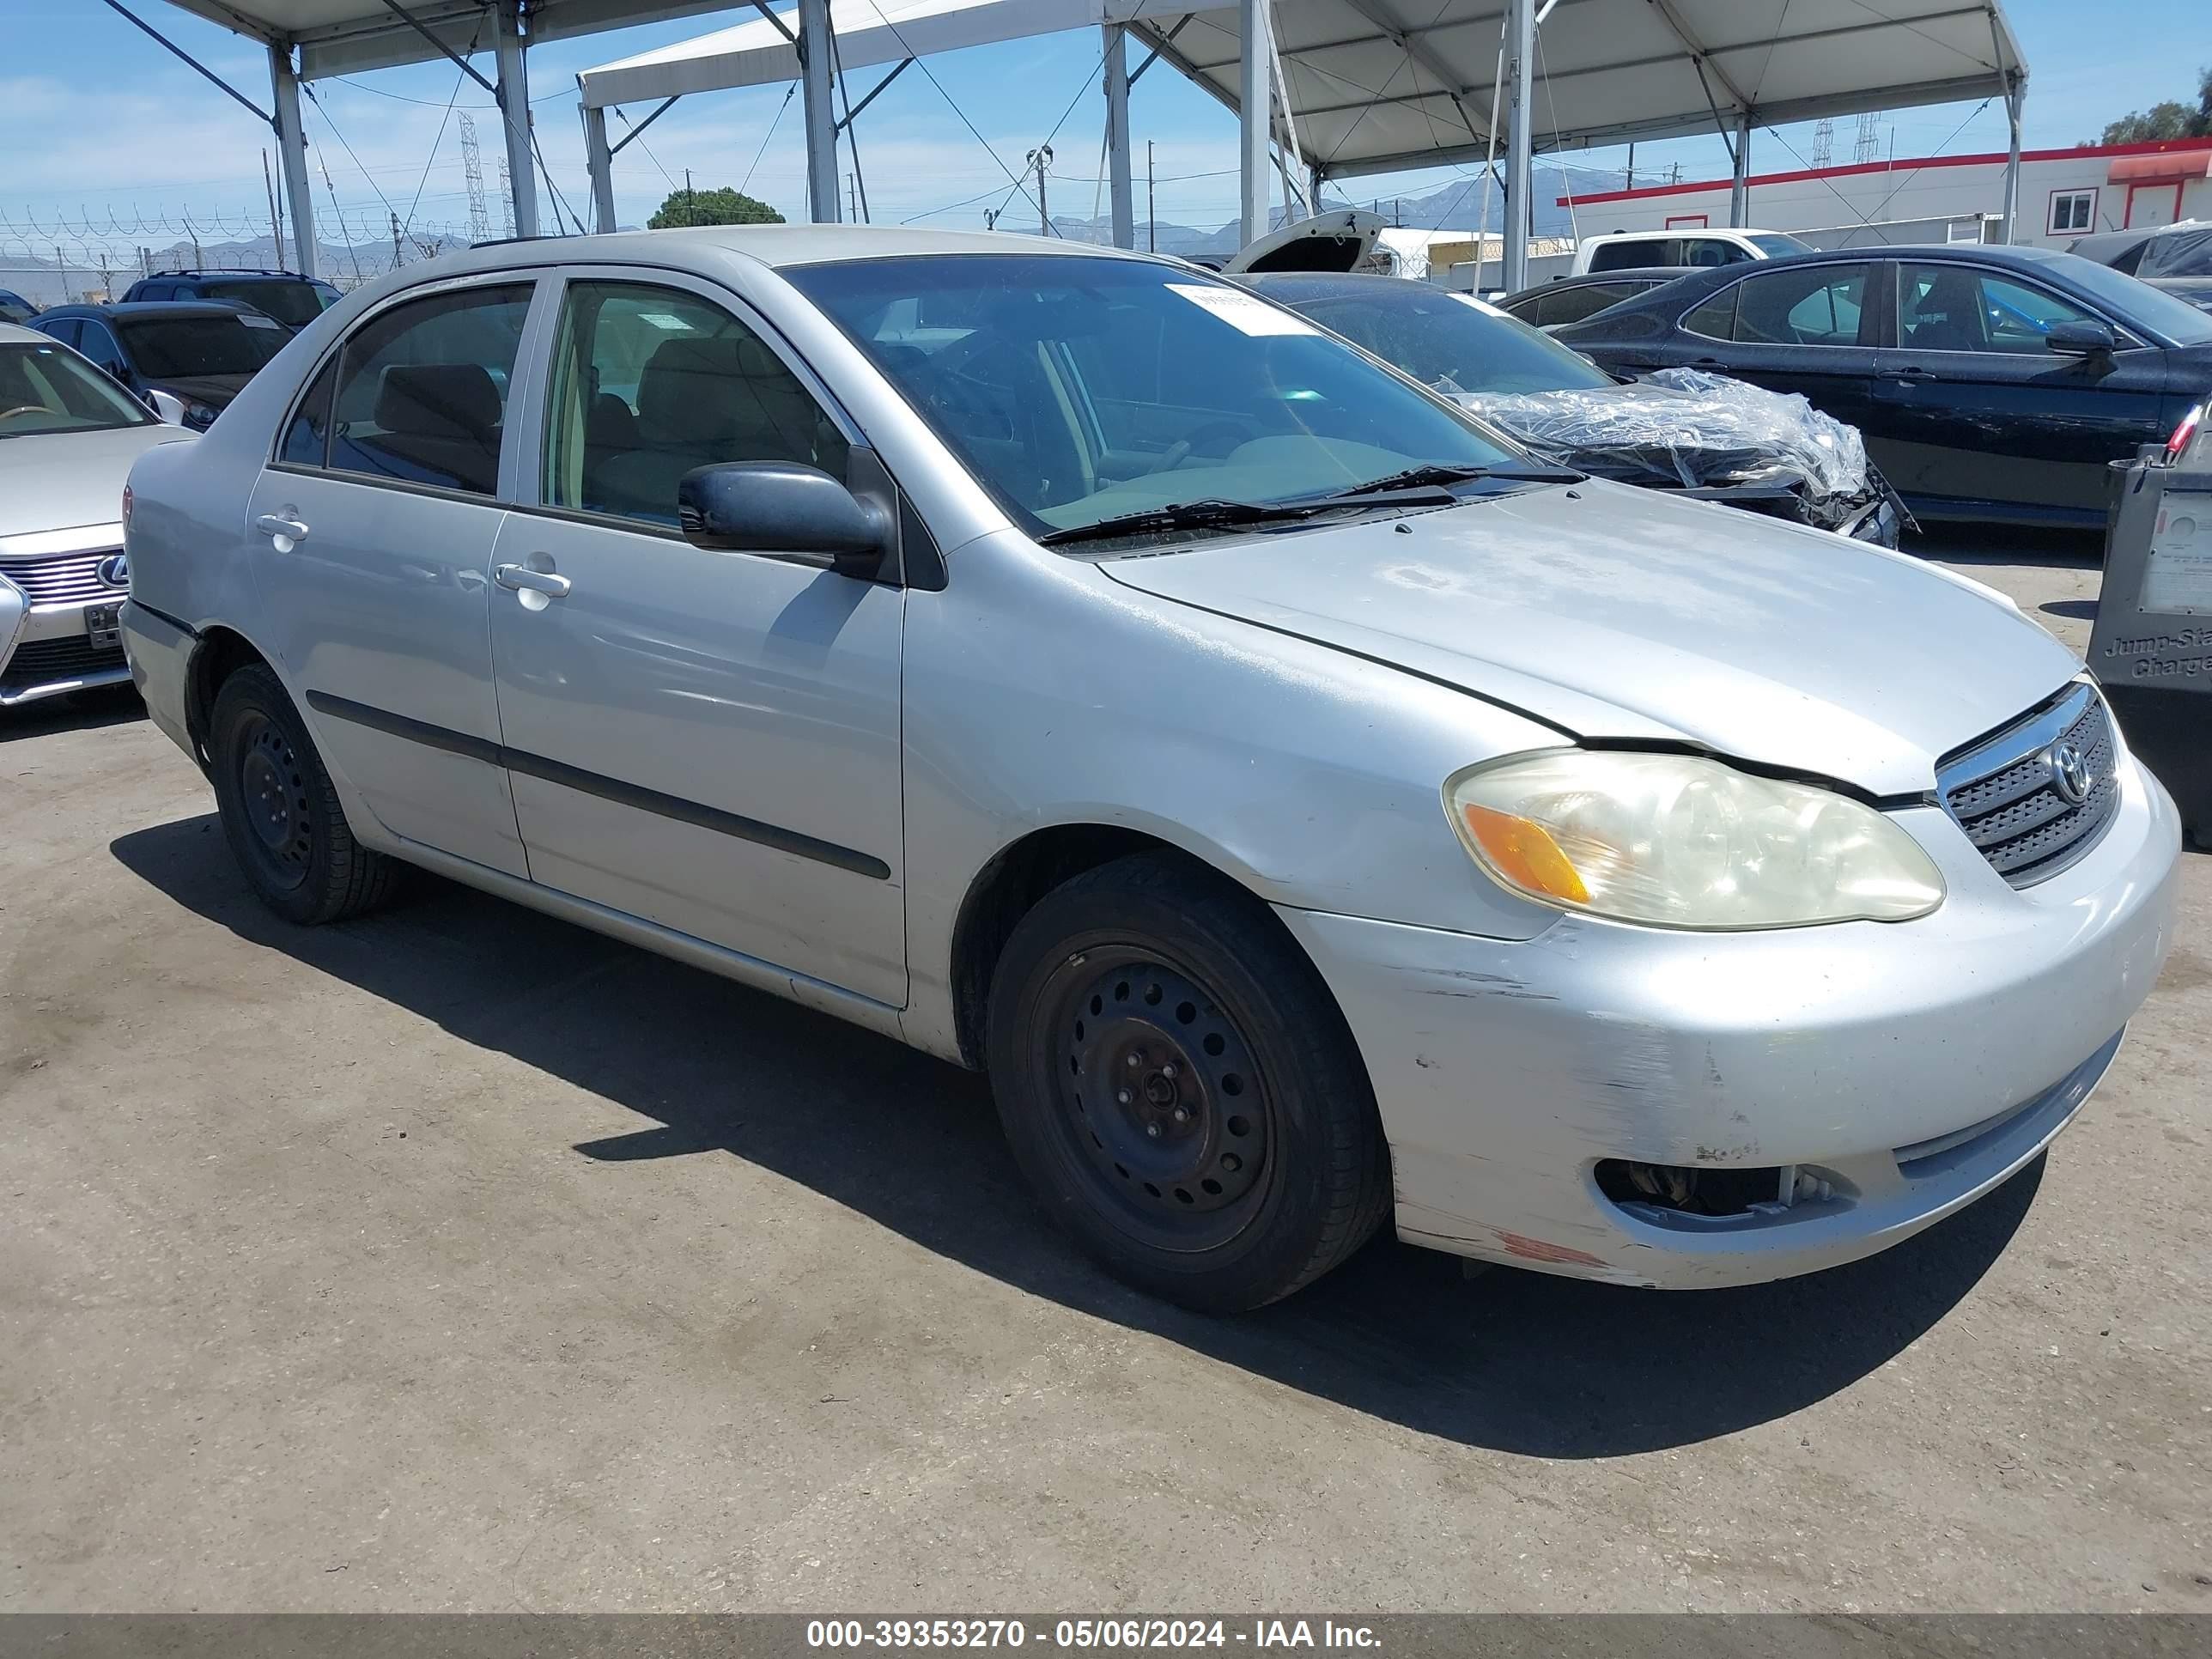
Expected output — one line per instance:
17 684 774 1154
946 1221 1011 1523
0 422 195 542
1096 480 2079 797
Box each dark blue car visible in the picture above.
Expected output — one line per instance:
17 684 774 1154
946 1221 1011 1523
1553 244 2212 529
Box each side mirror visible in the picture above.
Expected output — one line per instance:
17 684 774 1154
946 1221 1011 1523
676 461 890 578
2046 319 2117 357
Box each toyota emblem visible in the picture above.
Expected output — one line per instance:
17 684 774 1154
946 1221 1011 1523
2048 741 2094 805
96 553 130 589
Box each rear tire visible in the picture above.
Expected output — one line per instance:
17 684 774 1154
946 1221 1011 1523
986 853 1390 1312
210 665 397 925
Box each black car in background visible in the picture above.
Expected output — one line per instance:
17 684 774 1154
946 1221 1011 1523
2066 223 2212 316
120 269 340 331
28 301 289 429
0 289 37 325
1553 244 2212 529
1494 267 1689 329
1248 270 1901 543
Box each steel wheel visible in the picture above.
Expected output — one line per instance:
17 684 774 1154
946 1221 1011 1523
234 709 313 891
1046 952 1273 1253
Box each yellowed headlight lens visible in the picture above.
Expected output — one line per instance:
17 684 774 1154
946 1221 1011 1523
1459 802 1590 905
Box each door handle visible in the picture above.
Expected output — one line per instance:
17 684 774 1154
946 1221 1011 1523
1886 367 1937 383
255 511 309 543
494 562 572 599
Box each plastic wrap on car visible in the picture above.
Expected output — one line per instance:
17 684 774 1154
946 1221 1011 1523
1449 368 1872 515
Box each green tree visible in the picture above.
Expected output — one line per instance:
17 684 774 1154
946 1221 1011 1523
2090 68 2212 144
647 185 785 229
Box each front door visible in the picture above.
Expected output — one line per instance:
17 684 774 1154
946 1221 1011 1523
247 277 539 877
1869 261 2170 520
488 274 907 1006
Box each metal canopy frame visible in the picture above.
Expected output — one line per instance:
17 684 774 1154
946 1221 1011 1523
137 0 745 276
574 0 2025 276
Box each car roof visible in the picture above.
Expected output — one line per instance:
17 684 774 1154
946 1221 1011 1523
148 270 324 283
0 320 48 344
378 224 1165 283
34 301 251 319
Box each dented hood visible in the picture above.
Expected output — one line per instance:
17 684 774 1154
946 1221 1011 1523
1097 479 2080 796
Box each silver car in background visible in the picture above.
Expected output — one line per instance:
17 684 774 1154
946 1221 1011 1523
119 229 2181 1310
1 322 196 707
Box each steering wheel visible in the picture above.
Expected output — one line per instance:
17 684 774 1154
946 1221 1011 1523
0 404 50 424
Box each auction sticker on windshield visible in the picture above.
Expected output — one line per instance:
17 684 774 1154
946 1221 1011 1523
1166 283 1322 337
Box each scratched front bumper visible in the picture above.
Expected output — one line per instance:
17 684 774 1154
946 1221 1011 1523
1275 752 2182 1289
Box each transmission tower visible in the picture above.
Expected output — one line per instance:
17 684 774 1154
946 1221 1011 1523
495 155 516 239
1810 118 1834 170
459 112 491 243
1853 112 1881 165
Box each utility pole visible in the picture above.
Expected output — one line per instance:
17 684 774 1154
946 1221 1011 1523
685 168 696 226
460 112 491 243
390 210 403 268
1027 144 1053 235
55 246 70 304
1146 139 1156 252
263 149 287 271
848 173 857 222
1625 143 1636 191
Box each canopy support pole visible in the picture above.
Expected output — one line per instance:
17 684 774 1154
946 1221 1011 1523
1103 24 1134 249
582 104 616 232
493 1 538 238
269 44 317 276
799 0 842 222
1238 0 1271 247
1501 0 1534 291
1729 113 1750 227
2000 76 2024 244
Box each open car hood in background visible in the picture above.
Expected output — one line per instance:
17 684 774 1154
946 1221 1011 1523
1219 210 1386 276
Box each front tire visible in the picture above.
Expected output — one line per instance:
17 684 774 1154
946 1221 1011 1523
987 853 1389 1312
210 665 397 925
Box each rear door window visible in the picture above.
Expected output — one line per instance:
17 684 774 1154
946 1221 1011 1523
323 283 533 496
1589 239 1672 272
1729 264 1870 345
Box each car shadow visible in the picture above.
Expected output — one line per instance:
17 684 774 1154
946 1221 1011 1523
0 682 143 745
1907 522 2103 569
111 814 2040 1457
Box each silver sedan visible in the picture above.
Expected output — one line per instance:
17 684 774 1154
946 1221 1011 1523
117 229 2181 1310
1 321 194 707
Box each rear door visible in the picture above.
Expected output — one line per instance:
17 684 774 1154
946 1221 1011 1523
1672 259 1882 433
1869 261 2172 520
246 276 542 877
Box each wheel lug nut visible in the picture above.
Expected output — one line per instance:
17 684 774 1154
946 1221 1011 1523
1146 1123 1160 1138
1162 1063 1178 1079
1172 1108 1189 1123
1116 1089 1132 1105
1126 1054 1141 1069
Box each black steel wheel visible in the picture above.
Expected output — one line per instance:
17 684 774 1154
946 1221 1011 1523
210 664 398 925
988 852 1390 1311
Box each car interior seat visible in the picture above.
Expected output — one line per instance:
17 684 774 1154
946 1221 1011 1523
356 363 502 492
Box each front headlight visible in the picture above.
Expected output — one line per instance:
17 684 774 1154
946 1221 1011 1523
1444 750 1944 930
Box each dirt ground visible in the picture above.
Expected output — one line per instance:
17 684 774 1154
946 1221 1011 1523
2 529 2206 1613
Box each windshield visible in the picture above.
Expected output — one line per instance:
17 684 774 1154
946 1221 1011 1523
2052 255 2212 345
0 341 155 437
1748 233 1811 258
785 253 1520 542
118 313 289 379
1249 277 1615 394
199 279 338 328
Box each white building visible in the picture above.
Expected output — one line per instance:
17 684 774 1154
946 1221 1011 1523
1557 137 2212 250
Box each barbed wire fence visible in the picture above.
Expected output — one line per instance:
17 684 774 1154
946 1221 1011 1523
0 202 478 306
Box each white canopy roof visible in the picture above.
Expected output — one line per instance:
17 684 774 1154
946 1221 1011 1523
156 1 738 79
577 0 2026 180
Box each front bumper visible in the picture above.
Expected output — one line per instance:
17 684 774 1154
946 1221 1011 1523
1277 751 2183 1289
0 571 131 708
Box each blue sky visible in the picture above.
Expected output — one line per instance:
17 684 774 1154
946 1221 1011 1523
1 0 2203 258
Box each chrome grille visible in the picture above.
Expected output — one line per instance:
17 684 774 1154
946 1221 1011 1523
0 633 127 691
1938 684 2119 886
0 550 122 607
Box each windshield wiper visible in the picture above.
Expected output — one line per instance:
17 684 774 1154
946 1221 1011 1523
1036 497 1346 546
1322 461 1586 499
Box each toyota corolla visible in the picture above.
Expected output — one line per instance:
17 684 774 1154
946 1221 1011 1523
118 229 2181 1310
